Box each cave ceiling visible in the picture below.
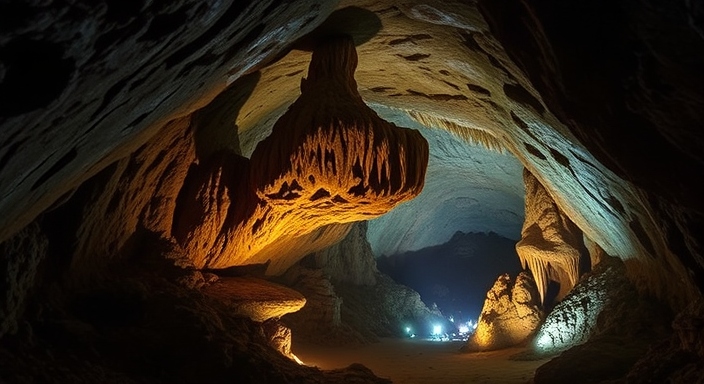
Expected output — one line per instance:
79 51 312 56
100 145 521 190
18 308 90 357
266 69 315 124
1 0 702 302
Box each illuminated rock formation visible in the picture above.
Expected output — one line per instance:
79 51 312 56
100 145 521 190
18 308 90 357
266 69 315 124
516 169 587 304
465 272 543 351
262 319 297 361
174 35 429 272
533 256 626 353
0 0 703 382
202 276 306 323
306 221 378 286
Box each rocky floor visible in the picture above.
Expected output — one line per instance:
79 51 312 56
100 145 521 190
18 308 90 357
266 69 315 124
0 258 390 384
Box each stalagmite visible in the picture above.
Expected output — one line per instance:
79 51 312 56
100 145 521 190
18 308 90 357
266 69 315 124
516 169 586 304
465 272 543 351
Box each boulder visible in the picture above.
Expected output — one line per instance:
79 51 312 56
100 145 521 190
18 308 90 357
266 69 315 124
465 271 543 351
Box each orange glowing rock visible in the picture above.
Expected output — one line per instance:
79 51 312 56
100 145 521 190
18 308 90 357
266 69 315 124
176 35 429 272
465 272 543 351
202 277 306 322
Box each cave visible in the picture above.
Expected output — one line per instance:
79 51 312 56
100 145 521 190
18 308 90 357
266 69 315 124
1 1 703 383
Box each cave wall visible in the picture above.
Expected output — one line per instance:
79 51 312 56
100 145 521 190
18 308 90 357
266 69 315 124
230 0 702 306
0 0 702 333
475 0 704 303
0 0 340 244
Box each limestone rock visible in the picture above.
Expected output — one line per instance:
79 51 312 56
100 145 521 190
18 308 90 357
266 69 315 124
516 168 587 304
530 256 674 383
202 277 306 322
278 265 346 344
532 256 627 353
280 224 445 345
262 319 295 360
672 298 704 359
465 272 543 351
173 35 429 272
306 221 378 286
171 151 251 269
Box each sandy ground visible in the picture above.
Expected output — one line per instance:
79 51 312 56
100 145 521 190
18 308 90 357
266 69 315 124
293 338 550 384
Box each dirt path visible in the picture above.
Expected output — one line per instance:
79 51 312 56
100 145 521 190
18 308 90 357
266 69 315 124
293 338 550 384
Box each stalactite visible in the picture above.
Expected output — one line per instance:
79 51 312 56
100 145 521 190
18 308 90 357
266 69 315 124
173 35 429 272
516 168 586 304
407 111 507 153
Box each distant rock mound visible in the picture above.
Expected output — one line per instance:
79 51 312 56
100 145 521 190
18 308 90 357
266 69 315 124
464 271 543 351
377 230 522 319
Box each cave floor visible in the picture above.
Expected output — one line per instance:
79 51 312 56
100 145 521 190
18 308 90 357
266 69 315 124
293 338 550 384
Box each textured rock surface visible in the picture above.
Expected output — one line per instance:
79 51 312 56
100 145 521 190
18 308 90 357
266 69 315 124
0 223 47 338
530 256 674 383
532 257 625 353
476 0 704 305
172 35 429 272
278 265 347 344
262 319 296 361
0 0 703 382
235 1 675 302
465 272 543 351
366 105 525 256
202 277 306 322
0 0 340 245
306 221 378 286
280 221 445 345
516 168 588 304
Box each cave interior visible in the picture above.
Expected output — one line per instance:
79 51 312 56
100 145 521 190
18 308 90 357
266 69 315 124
1 0 703 383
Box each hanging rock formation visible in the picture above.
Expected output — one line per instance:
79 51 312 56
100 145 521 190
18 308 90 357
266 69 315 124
172 35 429 272
516 169 587 304
465 272 543 351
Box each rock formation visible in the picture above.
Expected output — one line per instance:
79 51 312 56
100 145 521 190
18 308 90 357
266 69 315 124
261 319 297 361
304 221 378 286
171 35 429 273
465 272 543 351
0 0 703 382
0 223 47 338
516 168 588 304
277 265 348 345
201 276 306 322
529 255 674 383
532 256 626 353
279 221 445 345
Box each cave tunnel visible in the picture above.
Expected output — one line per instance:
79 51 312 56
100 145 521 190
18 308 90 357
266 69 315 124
1 1 703 383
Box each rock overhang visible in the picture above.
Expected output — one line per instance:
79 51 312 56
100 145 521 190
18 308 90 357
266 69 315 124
0 0 700 306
